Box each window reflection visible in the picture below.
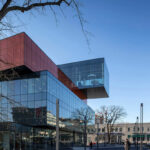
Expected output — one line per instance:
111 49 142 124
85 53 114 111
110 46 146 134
35 78 41 93
28 93 34 101
0 71 94 132
28 101 35 108
8 81 14 96
58 59 106 89
28 79 34 93
2 81 7 96
15 80 21 95
21 79 28 94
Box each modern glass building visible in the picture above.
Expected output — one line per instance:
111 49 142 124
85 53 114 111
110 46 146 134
58 58 109 98
0 33 109 150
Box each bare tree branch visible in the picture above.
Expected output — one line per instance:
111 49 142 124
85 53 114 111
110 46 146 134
97 105 127 143
0 0 91 48
0 0 73 21
72 107 94 147
0 0 12 16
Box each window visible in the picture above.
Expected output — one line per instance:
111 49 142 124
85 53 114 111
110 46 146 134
115 128 118 132
91 129 95 133
28 79 34 93
102 128 105 132
21 101 28 107
0 82 1 94
147 135 150 141
15 80 21 95
21 79 28 94
28 94 34 101
15 95 20 102
41 75 47 92
8 81 14 96
128 128 130 132
35 101 42 108
21 94 27 101
2 82 7 96
35 93 42 101
120 128 122 132
35 78 41 93
28 101 35 108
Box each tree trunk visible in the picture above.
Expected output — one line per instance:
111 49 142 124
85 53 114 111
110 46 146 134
107 124 111 144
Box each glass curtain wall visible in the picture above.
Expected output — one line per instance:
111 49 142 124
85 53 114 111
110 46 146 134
58 58 109 90
0 71 94 150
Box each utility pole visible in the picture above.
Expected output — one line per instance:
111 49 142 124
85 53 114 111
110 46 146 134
56 99 59 150
136 116 139 150
140 103 143 150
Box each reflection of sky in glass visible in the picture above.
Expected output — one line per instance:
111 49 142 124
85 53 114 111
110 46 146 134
104 60 109 96
0 71 95 132
58 58 109 95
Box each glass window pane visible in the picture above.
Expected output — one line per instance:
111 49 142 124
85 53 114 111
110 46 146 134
35 101 42 108
21 94 27 101
2 81 7 96
15 80 21 95
28 79 35 94
21 101 28 107
8 81 14 96
15 95 21 102
35 93 41 101
28 93 34 101
21 79 28 94
41 75 47 92
0 82 1 94
28 101 35 108
35 78 41 93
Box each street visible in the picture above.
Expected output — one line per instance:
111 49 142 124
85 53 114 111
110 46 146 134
72 145 150 150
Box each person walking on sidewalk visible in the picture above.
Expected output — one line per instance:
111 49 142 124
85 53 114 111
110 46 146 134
90 141 93 149
124 138 131 150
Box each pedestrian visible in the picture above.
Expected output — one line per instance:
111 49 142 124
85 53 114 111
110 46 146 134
90 141 93 149
127 139 131 150
124 138 128 150
124 138 131 150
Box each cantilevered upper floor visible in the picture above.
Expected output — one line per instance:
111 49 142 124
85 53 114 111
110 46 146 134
58 58 109 99
0 32 87 100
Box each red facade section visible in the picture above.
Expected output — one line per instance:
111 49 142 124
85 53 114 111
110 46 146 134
0 33 24 71
0 33 87 100
24 34 58 77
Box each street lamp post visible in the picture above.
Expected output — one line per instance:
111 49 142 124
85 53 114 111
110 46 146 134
84 116 87 150
56 99 59 150
136 116 139 150
97 122 99 149
140 103 143 150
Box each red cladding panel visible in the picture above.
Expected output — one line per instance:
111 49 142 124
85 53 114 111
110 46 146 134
0 33 87 100
0 33 24 71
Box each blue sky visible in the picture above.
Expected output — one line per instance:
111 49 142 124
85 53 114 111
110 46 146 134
10 0 150 123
